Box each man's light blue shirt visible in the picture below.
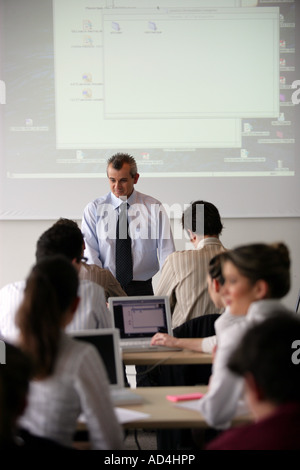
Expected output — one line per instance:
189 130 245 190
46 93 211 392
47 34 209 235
81 189 175 280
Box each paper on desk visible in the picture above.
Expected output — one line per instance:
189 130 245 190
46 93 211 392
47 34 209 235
175 398 251 417
114 407 150 424
78 408 149 426
174 399 202 411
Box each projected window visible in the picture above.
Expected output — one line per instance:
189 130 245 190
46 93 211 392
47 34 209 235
103 8 279 119
52 2 282 159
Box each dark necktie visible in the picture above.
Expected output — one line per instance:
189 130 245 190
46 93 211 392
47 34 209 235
115 202 133 288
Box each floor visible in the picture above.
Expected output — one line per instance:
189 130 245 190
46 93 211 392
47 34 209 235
123 429 157 450
123 366 158 450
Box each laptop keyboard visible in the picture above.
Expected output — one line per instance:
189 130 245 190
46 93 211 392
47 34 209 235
121 340 152 349
121 340 181 352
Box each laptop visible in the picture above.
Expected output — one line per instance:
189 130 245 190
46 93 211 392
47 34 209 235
108 295 180 352
70 328 143 405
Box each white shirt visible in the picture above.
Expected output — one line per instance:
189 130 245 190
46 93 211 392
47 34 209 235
81 189 175 280
198 299 292 429
201 307 245 353
18 333 124 449
0 279 112 344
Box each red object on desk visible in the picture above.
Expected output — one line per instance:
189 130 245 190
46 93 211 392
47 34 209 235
166 392 204 402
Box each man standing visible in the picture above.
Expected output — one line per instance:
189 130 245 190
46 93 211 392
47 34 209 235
81 153 175 296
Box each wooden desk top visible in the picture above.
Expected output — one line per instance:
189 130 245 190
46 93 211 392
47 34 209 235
116 386 251 429
122 349 213 365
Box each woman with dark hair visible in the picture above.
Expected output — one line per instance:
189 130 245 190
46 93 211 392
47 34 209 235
197 242 291 432
16 255 123 450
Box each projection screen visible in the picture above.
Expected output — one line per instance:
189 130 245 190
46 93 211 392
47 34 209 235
0 0 299 219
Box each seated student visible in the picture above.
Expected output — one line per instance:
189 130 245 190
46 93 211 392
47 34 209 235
155 200 226 329
151 253 245 353
0 341 32 449
15 255 123 450
0 341 72 450
207 313 300 450
0 220 112 343
53 218 127 301
197 242 291 432
152 253 244 451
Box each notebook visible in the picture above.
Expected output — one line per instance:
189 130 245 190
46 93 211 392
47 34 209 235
70 328 143 405
108 295 180 352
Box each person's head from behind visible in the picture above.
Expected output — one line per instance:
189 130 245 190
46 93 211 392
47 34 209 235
16 255 79 379
52 218 87 259
207 253 226 309
220 242 290 316
0 342 32 445
36 220 84 270
182 200 223 246
228 312 300 420
107 153 139 199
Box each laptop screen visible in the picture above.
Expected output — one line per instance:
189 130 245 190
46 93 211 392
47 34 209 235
109 296 172 340
71 329 124 389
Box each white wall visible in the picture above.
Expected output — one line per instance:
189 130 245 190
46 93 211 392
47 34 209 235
0 217 299 311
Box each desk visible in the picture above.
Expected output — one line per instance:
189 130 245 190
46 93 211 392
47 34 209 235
75 386 252 450
123 349 213 366
116 386 251 430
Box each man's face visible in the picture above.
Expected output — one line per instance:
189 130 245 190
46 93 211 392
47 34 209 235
107 162 139 198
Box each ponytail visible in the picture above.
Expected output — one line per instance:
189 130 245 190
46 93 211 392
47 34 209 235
16 256 78 378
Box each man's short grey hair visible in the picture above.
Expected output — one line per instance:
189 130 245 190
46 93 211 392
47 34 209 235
107 153 138 178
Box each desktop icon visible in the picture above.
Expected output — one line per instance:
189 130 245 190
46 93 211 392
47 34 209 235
82 73 92 83
83 20 92 31
280 58 286 67
83 35 93 46
276 131 283 139
82 88 92 99
280 76 286 85
243 123 253 133
112 22 120 32
148 21 157 31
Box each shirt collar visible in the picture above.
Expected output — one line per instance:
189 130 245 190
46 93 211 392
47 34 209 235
111 189 136 209
196 237 221 250
246 299 289 323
